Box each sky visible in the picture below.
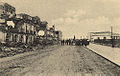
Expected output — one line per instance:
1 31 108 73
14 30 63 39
1 0 120 39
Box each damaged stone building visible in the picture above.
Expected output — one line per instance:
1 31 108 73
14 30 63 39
0 2 62 46
0 3 39 45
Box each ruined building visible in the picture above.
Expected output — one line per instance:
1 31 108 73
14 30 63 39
0 2 62 46
0 3 39 45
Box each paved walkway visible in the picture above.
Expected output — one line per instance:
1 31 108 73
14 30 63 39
87 43 120 66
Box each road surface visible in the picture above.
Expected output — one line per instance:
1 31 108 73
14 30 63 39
0 45 120 76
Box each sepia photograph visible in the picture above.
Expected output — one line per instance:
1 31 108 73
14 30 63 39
0 0 120 76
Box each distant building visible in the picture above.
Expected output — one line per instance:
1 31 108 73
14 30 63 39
48 27 54 37
55 31 62 40
89 31 120 41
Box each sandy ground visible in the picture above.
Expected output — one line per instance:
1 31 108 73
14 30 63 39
0 45 120 76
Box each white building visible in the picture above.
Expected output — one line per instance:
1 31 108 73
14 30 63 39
89 31 120 41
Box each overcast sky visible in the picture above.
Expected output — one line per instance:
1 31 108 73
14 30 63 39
1 0 120 39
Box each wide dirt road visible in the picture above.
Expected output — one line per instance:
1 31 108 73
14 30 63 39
0 45 120 76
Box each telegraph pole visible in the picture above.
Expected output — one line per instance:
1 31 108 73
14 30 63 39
111 26 114 47
111 26 113 36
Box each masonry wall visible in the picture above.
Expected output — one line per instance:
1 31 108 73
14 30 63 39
0 31 6 43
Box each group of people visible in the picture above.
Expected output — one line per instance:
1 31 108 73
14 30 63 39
61 39 73 45
61 39 90 46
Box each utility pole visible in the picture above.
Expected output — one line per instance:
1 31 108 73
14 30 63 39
111 26 114 47
111 26 113 36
